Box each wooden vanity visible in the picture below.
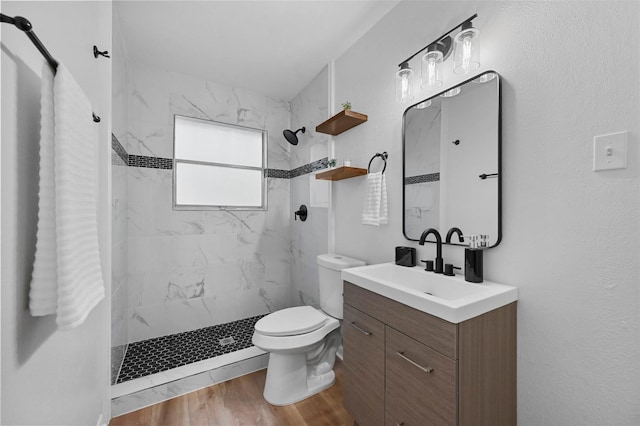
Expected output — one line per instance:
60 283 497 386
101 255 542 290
342 281 517 426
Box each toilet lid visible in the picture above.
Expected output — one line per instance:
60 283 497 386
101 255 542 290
255 306 328 337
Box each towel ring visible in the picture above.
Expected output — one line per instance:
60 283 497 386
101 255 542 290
368 152 388 174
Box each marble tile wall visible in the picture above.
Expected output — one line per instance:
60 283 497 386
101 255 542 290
111 17 130 384
289 67 329 307
125 63 292 342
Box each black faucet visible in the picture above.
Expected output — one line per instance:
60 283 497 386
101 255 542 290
445 227 464 244
418 228 443 274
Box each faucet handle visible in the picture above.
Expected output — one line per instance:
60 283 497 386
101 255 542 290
444 263 461 276
420 259 434 272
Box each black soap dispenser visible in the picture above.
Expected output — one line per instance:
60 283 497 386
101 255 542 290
464 235 485 283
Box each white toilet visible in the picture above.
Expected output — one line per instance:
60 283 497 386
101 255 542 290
252 253 365 406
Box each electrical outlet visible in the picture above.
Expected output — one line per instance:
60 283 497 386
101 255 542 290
593 131 627 171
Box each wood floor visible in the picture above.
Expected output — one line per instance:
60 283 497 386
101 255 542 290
110 361 353 426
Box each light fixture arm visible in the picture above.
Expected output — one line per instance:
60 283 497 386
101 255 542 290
397 13 478 67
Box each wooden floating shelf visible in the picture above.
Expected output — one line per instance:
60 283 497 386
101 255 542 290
315 110 368 136
315 166 368 181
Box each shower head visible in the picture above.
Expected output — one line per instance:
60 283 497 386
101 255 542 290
283 127 305 145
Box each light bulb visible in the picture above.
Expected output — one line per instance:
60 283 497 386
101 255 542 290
421 46 443 90
395 62 414 103
461 35 473 73
453 22 480 75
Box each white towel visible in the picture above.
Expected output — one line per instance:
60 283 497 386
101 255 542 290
362 171 388 226
29 62 105 330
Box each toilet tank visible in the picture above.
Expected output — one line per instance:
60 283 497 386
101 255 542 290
317 254 366 319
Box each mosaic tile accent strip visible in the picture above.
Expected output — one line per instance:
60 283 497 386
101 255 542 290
266 168 290 179
128 154 174 170
405 172 440 185
116 314 266 384
111 133 326 178
290 157 328 178
111 134 129 165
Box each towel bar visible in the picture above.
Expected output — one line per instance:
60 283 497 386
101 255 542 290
1 13 101 123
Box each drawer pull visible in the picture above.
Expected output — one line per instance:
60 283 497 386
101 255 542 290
349 321 372 336
396 423 404 426
396 351 433 373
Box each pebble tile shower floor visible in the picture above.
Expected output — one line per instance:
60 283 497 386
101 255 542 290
116 314 266 384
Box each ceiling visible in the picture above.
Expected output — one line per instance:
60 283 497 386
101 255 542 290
114 1 399 101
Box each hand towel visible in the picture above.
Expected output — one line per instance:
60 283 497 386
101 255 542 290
362 172 388 226
29 62 105 330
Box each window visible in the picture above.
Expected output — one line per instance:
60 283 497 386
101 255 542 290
173 115 267 210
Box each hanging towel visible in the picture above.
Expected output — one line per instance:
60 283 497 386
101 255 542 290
362 171 388 226
29 62 105 330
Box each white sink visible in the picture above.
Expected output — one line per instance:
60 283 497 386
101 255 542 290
341 263 518 323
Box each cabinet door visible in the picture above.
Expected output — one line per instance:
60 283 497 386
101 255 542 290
385 327 457 426
343 304 385 426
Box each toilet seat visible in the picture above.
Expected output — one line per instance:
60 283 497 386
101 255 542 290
252 308 340 352
255 306 328 337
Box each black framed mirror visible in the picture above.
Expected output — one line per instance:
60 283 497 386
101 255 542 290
402 70 501 247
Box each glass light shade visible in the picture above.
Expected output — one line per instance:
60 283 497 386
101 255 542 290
395 62 414 103
420 48 443 90
440 87 461 98
453 24 480 75
473 72 497 83
415 100 432 109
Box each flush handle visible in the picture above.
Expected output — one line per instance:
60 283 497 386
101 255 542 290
349 321 371 336
396 351 433 373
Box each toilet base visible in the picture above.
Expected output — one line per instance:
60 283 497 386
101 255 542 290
261 328 341 406
263 351 336 406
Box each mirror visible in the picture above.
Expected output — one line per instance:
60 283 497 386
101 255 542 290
403 71 501 247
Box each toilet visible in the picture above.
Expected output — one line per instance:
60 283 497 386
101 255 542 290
252 253 365 406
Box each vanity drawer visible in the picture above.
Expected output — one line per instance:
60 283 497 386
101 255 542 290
343 304 385 426
344 281 458 358
385 327 457 426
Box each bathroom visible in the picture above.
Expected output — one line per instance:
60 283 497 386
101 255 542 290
1 0 639 425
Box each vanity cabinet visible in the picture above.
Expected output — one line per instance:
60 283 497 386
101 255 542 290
343 304 385 426
343 281 517 426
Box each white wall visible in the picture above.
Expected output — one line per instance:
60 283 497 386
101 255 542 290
1 1 112 424
333 1 639 424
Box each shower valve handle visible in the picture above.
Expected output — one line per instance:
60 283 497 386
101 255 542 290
294 205 308 222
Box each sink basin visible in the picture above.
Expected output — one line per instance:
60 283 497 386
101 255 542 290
341 263 518 323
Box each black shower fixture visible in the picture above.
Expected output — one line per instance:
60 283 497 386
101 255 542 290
283 127 305 145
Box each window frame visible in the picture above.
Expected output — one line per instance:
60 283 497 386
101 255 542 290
172 115 268 211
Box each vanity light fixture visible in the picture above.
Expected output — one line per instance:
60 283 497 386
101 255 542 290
420 42 446 90
395 14 479 103
453 21 480 75
395 61 414 103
